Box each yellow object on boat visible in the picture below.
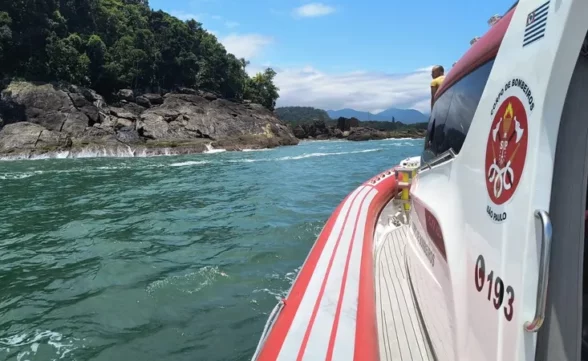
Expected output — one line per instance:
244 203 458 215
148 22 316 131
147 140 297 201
401 172 410 211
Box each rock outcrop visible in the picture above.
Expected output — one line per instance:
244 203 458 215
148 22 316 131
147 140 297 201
292 119 425 141
0 82 298 158
292 120 344 140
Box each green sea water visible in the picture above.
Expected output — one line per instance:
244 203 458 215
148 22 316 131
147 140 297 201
0 138 424 361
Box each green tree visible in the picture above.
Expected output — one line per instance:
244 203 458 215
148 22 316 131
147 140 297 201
274 106 331 123
246 68 279 110
86 35 107 84
0 12 13 71
0 0 280 109
46 33 89 84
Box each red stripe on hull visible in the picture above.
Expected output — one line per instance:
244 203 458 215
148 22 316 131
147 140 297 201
255 167 400 361
296 188 365 361
325 190 372 361
255 190 353 361
355 173 398 361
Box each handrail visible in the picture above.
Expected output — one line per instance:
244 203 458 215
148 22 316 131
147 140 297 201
418 148 457 173
524 210 553 332
251 299 285 360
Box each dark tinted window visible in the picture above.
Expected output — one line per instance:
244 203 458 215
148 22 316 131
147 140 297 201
441 59 494 154
422 88 454 163
422 59 495 160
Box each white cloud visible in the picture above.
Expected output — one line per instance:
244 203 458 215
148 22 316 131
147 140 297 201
220 34 273 60
225 21 240 28
169 10 200 21
293 3 336 17
211 15 222 20
247 65 434 113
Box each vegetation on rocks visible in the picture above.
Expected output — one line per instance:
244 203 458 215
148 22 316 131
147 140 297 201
274 106 427 140
0 0 279 110
274 106 331 124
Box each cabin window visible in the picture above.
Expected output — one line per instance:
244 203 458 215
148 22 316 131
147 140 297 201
441 59 495 154
422 59 495 161
422 88 454 162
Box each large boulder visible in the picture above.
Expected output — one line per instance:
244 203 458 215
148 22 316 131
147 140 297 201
0 80 299 157
0 82 91 136
143 93 164 105
117 89 134 102
347 127 389 141
0 122 72 154
135 96 151 108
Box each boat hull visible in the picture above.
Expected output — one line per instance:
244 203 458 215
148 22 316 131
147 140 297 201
253 167 401 361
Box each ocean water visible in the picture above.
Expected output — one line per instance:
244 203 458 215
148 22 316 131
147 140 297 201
0 138 424 361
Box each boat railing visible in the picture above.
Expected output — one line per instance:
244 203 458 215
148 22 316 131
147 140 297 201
417 148 457 173
251 298 285 360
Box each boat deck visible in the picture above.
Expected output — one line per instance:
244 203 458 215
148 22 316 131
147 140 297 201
375 201 435 361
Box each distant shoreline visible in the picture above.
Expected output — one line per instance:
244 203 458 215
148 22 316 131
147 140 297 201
0 81 299 161
0 136 424 161
298 135 425 142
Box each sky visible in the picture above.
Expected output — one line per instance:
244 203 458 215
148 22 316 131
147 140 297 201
149 0 515 114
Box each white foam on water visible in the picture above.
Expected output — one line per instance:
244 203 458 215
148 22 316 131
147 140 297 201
251 266 302 303
204 144 226 154
0 330 78 360
0 147 383 180
0 171 42 180
169 161 210 167
383 137 423 141
95 165 131 170
0 146 184 161
241 149 270 152
226 148 382 164
299 139 348 144
146 266 229 295
228 158 259 163
276 148 381 161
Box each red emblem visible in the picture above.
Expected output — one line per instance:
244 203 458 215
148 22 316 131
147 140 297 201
485 96 528 205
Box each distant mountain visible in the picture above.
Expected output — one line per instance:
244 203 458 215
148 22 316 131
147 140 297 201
376 108 429 124
326 107 428 124
326 108 374 121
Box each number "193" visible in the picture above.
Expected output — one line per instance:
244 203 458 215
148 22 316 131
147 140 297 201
474 254 515 321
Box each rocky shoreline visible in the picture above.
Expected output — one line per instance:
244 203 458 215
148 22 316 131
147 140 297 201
0 81 299 160
291 120 426 141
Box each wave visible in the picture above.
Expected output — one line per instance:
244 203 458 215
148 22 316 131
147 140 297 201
228 148 382 164
277 148 381 161
298 139 348 144
0 160 213 180
0 148 178 161
0 329 78 360
1 148 384 181
383 137 424 141
241 149 270 152
0 171 43 180
204 144 226 154
146 266 229 295
251 266 301 303
169 160 210 167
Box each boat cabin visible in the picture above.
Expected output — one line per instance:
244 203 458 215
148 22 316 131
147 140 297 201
253 0 588 360
414 0 588 359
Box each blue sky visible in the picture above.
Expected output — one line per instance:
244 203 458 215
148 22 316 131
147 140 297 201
150 0 515 113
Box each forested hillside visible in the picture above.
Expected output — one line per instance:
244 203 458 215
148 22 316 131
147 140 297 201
275 106 428 131
0 0 279 109
274 106 331 124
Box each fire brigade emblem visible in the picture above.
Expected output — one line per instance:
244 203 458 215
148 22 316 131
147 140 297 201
485 96 528 206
